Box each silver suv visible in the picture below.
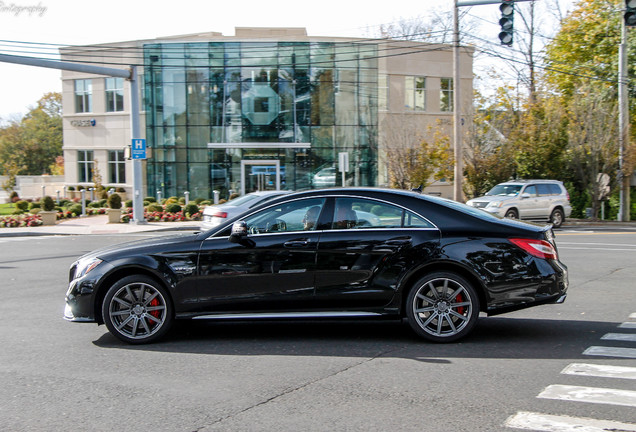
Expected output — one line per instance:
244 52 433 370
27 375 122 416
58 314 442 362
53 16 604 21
466 180 572 228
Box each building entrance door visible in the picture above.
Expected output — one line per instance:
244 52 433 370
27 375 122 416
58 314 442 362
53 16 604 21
241 160 281 195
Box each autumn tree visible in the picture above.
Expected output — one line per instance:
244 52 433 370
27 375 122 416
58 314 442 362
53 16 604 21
566 83 619 219
0 92 63 182
381 115 453 190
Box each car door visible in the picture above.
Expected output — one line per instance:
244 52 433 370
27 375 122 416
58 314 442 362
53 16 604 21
518 184 540 218
535 184 553 218
196 198 326 312
314 197 440 309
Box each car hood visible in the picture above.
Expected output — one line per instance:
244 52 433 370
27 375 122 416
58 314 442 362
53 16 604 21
467 195 518 205
75 233 200 262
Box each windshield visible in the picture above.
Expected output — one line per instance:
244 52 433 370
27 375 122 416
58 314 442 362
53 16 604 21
486 184 522 196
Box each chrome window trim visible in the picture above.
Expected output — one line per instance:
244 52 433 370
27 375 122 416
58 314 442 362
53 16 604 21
203 193 439 241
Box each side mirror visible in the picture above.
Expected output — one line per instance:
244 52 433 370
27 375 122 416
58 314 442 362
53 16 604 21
521 193 531 199
229 221 248 243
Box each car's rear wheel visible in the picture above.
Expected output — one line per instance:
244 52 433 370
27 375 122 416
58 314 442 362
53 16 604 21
504 208 518 219
102 275 173 344
406 272 480 342
550 208 564 228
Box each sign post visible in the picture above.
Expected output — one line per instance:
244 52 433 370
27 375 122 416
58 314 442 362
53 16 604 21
338 152 349 187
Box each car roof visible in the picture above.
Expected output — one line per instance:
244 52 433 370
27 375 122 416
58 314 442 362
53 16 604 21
498 179 563 185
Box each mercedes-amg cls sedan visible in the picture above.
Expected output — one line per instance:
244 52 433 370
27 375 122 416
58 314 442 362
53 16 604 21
64 188 568 344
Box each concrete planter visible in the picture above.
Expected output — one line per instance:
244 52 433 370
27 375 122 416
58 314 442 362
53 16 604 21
40 211 57 226
107 208 122 223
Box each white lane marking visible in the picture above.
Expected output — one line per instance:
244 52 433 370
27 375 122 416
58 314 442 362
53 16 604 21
620 322 636 329
505 411 636 431
602 333 636 342
558 246 636 251
558 242 636 247
538 385 636 408
562 363 636 380
583 346 636 359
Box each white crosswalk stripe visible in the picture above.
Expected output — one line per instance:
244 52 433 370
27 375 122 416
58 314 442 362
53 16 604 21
583 346 636 358
505 411 636 432
538 384 636 408
506 312 636 431
602 333 636 342
561 363 636 380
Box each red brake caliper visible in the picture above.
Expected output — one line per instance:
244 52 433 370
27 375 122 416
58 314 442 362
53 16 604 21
455 294 465 315
148 297 161 325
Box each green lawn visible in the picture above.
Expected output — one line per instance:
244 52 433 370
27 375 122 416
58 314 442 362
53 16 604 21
0 203 15 215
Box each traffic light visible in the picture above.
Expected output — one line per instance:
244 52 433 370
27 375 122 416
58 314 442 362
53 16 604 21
498 0 514 46
626 0 636 27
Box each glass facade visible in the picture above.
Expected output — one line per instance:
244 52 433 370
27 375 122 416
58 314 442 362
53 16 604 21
143 42 378 199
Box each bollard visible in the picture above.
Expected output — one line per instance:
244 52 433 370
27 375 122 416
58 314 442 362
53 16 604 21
42 185 46 199
80 189 87 217
56 190 60 205
157 190 162 203
184 191 190 205
213 190 220 205
89 187 95 202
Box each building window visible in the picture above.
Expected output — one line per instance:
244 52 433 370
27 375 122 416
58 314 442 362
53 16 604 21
105 77 124 112
108 150 126 184
378 74 389 111
74 79 92 113
77 150 93 183
440 78 453 112
405 76 425 111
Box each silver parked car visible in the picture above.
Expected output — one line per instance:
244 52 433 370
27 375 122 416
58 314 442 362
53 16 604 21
201 190 292 230
466 180 572 228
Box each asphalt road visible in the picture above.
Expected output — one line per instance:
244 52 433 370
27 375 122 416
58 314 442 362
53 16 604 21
0 228 635 431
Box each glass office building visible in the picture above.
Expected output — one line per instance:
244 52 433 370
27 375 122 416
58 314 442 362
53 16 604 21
143 41 378 198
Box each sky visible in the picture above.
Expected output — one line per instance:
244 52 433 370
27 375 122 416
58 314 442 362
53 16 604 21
0 0 574 120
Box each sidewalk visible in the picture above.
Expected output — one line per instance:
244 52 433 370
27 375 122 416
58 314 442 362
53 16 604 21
0 215 201 237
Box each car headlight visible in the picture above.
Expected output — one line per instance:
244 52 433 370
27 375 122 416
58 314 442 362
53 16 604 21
486 201 503 208
74 257 103 280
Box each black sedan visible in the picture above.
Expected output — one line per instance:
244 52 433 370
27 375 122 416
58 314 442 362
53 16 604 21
64 188 568 344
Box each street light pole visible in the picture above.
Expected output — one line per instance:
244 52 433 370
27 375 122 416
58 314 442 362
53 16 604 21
618 20 631 221
453 0 463 202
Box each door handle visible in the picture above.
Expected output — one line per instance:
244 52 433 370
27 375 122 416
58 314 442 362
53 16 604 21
284 239 311 248
385 237 412 246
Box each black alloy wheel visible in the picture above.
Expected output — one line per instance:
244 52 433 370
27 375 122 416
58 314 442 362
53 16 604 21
406 272 480 342
102 275 173 344
550 208 564 228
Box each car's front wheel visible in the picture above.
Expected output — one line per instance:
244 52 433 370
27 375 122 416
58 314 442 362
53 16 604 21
406 272 480 342
102 275 173 344
550 208 564 228
504 208 518 219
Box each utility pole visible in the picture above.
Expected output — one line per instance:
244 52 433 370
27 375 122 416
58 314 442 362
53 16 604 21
453 0 463 202
618 18 631 221
0 53 146 224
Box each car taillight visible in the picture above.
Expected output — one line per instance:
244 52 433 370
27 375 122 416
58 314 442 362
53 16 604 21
509 238 558 260
213 211 228 218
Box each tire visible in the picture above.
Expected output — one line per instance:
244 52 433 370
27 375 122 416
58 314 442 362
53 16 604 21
504 208 518 219
549 208 564 228
102 275 173 344
406 272 480 343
